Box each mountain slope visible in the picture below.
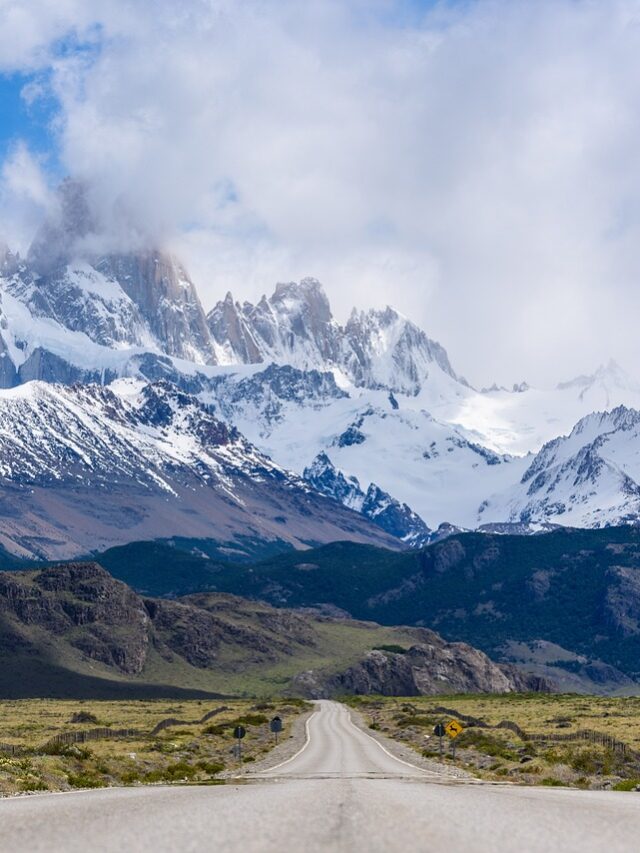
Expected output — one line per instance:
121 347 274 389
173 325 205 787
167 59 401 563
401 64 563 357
482 406 640 528
0 561 542 698
303 452 432 547
0 379 401 560
148 527 640 693
0 179 217 378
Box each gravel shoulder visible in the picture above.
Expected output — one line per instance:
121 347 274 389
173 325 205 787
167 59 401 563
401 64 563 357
222 708 315 778
346 703 474 781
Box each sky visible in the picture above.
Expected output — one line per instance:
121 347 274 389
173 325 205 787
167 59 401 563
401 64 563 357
1 0 640 387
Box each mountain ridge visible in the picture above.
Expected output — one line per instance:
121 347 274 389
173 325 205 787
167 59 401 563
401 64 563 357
3 179 640 538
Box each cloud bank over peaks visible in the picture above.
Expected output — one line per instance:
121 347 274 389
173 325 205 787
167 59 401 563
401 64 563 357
2 1 640 386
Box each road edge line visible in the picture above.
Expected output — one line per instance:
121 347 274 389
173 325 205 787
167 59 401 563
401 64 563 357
344 705 445 776
255 708 317 774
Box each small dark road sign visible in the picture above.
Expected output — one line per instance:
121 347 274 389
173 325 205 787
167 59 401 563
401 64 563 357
433 723 446 738
233 724 246 761
270 716 283 744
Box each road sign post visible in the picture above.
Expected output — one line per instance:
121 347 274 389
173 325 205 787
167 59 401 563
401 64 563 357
270 716 283 745
233 725 246 762
444 719 463 761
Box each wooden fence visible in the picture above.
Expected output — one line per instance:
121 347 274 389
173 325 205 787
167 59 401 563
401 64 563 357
430 706 640 761
0 705 232 757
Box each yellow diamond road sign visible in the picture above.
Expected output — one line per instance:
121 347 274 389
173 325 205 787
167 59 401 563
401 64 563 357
445 719 463 739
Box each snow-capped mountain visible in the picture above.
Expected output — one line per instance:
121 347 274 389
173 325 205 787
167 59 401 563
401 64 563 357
0 379 400 560
4 180 640 542
207 277 460 395
480 406 640 528
303 452 432 547
0 179 216 379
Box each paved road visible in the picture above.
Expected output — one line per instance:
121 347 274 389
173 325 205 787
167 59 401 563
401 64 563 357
3 700 640 853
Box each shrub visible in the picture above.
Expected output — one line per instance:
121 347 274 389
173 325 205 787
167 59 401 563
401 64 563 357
204 714 267 735
203 724 227 736
69 712 100 725
456 730 518 761
120 771 141 784
160 761 198 781
19 776 48 792
42 743 92 759
373 645 408 655
541 778 563 787
196 760 225 775
235 714 268 726
613 779 640 792
396 715 436 728
67 772 106 789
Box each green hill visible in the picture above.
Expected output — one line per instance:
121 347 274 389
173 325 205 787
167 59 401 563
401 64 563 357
87 527 640 691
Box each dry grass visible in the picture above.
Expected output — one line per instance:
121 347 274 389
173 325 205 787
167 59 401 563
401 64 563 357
346 694 640 790
0 698 310 796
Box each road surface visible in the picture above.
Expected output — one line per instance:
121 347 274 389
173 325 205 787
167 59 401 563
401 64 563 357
2 700 640 853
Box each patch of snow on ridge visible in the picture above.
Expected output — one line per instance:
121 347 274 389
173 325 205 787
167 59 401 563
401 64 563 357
477 405 640 529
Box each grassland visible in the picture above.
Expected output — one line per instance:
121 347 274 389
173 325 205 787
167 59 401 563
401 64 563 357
0 698 310 796
345 694 640 790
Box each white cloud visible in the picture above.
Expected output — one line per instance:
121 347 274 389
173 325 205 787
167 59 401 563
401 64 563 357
3 0 640 385
0 142 55 250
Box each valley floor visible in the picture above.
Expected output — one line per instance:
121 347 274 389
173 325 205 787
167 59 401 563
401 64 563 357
2 701 640 853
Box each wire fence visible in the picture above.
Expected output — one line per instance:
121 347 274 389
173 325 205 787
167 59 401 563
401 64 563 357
430 705 640 761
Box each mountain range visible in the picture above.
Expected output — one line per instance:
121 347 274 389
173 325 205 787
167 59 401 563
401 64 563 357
2 178 640 554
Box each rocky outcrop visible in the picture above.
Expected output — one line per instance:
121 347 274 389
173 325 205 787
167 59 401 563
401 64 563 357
0 563 322 678
603 565 640 637
0 562 149 674
327 639 550 697
145 594 315 668
96 251 214 363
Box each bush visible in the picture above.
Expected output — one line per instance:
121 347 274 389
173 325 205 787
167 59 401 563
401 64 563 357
396 715 436 728
160 761 198 781
235 714 268 726
373 645 408 655
204 714 268 735
19 776 48 792
196 760 225 775
613 779 640 792
67 772 106 789
41 742 93 759
143 761 198 783
540 778 563 787
120 771 141 784
456 730 518 761
69 712 100 725
203 724 227 736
